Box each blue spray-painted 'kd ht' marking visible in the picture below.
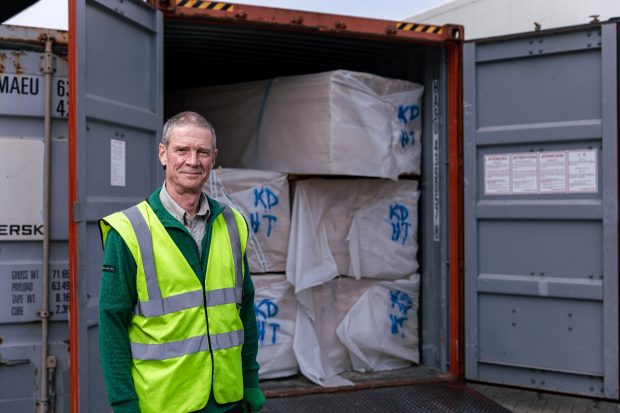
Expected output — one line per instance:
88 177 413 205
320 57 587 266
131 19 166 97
255 298 281 345
389 204 412 245
250 186 280 237
400 129 416 148
388 289 413 338
397 104 419 149
254 187 279 210
250 213 277 237
398 104 420 124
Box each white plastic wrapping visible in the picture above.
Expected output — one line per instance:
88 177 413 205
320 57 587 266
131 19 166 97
253 274 298 379
293 277 377 386
286 179 420 293
336 275 420 372
204 168 290 273
168 70 423 179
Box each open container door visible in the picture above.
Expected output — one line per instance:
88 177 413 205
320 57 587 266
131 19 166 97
68 0 163 411
463 22 618 398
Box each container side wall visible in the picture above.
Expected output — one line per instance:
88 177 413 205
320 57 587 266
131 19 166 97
0 40 70 412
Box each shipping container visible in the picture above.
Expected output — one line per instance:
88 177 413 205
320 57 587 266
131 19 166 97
66 1 463 411
0 25 71 412
1 0 617 412
0 11 461 412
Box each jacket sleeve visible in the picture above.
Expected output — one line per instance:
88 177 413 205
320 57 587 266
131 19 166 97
240 253 260 388
99 228 141 413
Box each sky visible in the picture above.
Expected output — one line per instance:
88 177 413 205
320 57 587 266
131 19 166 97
5 0 450 30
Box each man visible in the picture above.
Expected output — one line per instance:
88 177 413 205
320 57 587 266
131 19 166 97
99 111 265 413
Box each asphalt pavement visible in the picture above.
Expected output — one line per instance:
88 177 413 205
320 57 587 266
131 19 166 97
469 383 620 413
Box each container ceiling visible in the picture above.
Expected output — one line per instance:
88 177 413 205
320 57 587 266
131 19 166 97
164 19 427 90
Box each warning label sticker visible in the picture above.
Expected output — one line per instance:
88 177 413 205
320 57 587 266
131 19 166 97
511 153 538 194
568 150 598 192
539 152 567 193
484 149 597 196
484 154 511 195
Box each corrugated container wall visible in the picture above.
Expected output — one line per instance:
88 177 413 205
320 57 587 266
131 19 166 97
0 25 70 412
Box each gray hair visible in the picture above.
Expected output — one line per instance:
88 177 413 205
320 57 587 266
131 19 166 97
162 111 217 149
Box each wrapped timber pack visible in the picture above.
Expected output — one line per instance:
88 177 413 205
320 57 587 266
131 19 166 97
293 275 420 385
286 179 420 292
336 275 421 372
253 274 298 379
205 168 290 273
168 70 423 179
293 277 377 386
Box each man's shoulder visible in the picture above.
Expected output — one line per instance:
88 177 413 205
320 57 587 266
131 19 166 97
146 187 164 212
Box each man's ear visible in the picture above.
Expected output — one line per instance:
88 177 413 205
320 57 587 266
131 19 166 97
212 148 219 168
159 143 167 170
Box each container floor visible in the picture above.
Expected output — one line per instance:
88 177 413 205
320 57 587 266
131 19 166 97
261 365 450 397
260 366 508 411
262 382 509 412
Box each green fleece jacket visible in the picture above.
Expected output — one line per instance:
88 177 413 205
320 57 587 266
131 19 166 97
98 188 260 413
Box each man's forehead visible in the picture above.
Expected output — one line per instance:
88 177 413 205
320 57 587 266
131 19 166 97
169 125 214 146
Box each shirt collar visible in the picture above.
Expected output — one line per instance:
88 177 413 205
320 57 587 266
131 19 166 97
160 182 210 224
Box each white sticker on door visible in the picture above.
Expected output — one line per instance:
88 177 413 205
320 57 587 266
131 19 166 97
511 153 538 194
539 151 567 193
110 139 126 187
484 149 597 195
568 149 597 193
484 154 511 195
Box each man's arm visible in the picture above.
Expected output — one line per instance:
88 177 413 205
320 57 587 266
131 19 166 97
99 229 141 413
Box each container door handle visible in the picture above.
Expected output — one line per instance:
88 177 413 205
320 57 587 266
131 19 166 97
0 358 30 366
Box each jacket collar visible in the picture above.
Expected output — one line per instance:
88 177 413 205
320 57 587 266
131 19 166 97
147 187 224 230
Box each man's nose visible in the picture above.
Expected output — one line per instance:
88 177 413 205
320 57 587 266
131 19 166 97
186 150 199 166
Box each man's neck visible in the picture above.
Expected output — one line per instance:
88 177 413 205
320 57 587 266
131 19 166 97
165 183 201 216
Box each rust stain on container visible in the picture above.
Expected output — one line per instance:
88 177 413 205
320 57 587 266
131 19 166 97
0 25 68 46
11 51 23 74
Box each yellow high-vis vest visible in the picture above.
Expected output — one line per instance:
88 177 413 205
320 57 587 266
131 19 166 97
100 200 248 413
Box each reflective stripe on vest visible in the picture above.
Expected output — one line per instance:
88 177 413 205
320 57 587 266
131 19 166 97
131 329 244 360
122 203 244 318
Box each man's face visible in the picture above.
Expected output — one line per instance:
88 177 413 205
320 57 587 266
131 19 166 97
158 124 217 196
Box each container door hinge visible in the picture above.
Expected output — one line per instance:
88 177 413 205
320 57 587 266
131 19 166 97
35 356 57 413
39 36 56 76
47 355 57 413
